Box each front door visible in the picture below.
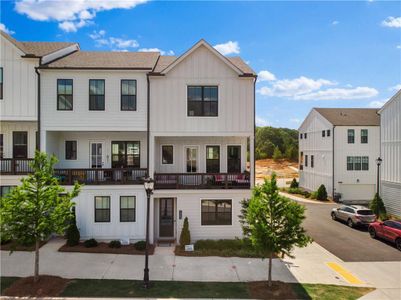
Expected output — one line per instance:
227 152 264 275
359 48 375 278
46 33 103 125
185 146 198 173
227 146 241 173
90 142 104 168
159 198 174 238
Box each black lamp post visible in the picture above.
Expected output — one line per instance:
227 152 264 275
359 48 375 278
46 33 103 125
375 157 382 195
143 176 154 288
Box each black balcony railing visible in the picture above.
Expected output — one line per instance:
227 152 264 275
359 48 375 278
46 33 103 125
154 172 250 189
0 158 35 174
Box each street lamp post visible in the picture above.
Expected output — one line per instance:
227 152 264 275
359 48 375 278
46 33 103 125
143 177 154 289
375 157 382 195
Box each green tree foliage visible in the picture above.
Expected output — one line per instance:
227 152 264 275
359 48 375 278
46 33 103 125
246 174 312 287
369 193 387 220
290 178 299 189
66 212 80 246
0 151 81 282
179 217 191 247
238 198 250 237
316 184 328 201
255 126 299 161
272 146 283 161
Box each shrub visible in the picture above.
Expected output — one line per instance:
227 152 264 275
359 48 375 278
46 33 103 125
316 184 328 201
108 240 121 248
310 191 318 199
304 192 311 198
370 193 387 220
83 238 98 248
290 178 299 189
134 240 146 251
66 220 80 246
272 146 282 161
179 217 191 246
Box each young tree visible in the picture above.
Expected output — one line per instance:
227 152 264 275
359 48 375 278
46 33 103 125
0 151 81 282
370 193 387 220
272 146 282 161
316 184 328 201
179 217 191 247
246 174 312 287
238 198 251 237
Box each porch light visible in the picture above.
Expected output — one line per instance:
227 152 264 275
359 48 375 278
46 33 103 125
375 157 382 166
143 177 154 195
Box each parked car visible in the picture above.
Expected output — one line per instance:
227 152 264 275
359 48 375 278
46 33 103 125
369 220 401 251
331 205 376 228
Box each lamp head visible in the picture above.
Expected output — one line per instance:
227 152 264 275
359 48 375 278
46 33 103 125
376 157 382 166
143 177 154 193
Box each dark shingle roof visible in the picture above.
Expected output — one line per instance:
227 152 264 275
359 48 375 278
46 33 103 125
315 108 380 126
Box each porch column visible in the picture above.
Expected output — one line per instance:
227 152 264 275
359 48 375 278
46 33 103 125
40 130 47 152
250 134 255 187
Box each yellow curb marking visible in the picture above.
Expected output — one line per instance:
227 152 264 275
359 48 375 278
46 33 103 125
326 262 365 285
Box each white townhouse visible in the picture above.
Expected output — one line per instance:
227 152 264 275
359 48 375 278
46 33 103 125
0 31 78 194
378 90 401 217
299 108 380 203
1 34 256 244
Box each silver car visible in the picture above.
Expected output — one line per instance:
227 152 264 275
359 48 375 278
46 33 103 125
331 205 376 228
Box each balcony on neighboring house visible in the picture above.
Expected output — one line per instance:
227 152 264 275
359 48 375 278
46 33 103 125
0 159 147 185
154 172 250 190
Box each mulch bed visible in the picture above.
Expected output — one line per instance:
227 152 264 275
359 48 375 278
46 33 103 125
0 240 47 251
247 281 300 299
174 246 277 258
3 275 70 297
59 242 155 255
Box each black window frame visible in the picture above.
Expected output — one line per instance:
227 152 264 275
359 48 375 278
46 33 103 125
201 199 232 226
347 156 354 170
57 79 73 111
327 129 331 137
348 129 355 144
322 130 325 137
89 79 105 111
187 86 218 117
206 145 220 173
304 133 307 139
94 196 110 223
305 155 308 167
300 133 303 139
362 156 369 170
311 155 314 168
120 196 136 222
161 145 174 165
227 145 241 173
0 133 3 159
121 79 137 111
0 67 3 100
65 140 77 160
12 131 28 159
111 141 140 168
361 129 368 144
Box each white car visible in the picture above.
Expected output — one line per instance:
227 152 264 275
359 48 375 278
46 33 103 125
331 205 376 228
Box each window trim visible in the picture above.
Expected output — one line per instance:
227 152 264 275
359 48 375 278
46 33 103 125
94 196 111 223
187 85 219 117
119 195 136 222
205 145 220 173
0 67 3 100
347 156 369 171
57 79 73 111
361 129 368 144
65 140 77 160
347 129 355 144
200 198 233 226
161 145 174 165
120 79 137 111
89 79 105 111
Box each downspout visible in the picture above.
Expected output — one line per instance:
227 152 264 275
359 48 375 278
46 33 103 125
35 67 41 151
146 73 150 176
332 125 336 200
253 76 257 187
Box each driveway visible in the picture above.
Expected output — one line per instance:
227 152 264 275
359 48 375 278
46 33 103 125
299 199 401 262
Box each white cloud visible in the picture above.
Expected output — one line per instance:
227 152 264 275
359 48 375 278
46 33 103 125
332 20 339 26
382 16 401 28
294 87 378 100
389 84 401 91
110 37 139 49
255 116 269 126
139 48 175 55
15 0 148 32
397 45 401 49
0 23 15 35
89 30 139 50
257 70 276 82
213 41 240 55
368 100 386 108
290 118 301 123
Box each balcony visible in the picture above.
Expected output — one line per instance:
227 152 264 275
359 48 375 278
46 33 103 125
154 173 250 190
0 159 147 185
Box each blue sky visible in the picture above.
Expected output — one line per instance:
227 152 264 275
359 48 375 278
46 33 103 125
1 0 400 129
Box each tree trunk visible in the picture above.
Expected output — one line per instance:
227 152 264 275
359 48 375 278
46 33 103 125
34 239 40 282
268 252 273 287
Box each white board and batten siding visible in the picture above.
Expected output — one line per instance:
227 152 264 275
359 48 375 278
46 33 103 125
0 121 37 158
298 109 334 196
379 91 401 217
150 45 254 136
40 70 148 131
0 34 38 121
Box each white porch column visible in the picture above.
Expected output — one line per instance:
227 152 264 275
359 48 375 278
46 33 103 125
40 130 46 152
250 134 255 187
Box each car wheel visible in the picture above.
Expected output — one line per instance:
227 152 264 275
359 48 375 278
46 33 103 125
331 212 337 221
396 239 401 251
347 219 354 228
369 227 376 239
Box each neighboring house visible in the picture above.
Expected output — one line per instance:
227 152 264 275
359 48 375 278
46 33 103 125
1 33 256 243
299 108 380 203
378 90 401 217
0 31 78 194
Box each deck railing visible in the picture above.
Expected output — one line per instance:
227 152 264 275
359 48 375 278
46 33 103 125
0 158 35 174
154 172 250 189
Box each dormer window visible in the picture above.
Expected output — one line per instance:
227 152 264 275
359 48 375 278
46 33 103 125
187 86 218 117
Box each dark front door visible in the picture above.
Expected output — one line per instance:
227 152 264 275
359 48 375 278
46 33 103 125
227 146 241 173
159 198 174 238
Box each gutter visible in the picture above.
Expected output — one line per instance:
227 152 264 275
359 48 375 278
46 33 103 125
34 67 41 151
146 73 150 176
253 76 257 187
332 125 336 199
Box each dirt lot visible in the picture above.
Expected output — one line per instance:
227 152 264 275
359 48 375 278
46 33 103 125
256 158 298 180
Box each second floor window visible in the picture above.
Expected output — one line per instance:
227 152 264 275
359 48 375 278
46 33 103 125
0 67 3 99
65 141 77 160
361 129 368 144
327 129 331 137
13 131 27 159
57 79 73 110
121 80 136 111
348 129 355 143
0 134 3 158
162 145 174 164
311 155 314 168
187 86 218 117
206 145 220 173
111 141 140 168
305 155 308 167
89 79 105 110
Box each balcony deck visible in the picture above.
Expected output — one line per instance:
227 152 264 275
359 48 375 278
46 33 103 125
154 173 250 190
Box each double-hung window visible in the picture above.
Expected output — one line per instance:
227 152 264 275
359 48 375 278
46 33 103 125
201 199 232 225
348 129 355 143
13 131 27 159
347 156 368 171
362 156 369 170
111 141 140 168
161 145 173 165
361 129 368 144
347 157 354 170
94 196 110 222
322 130 325 137
89 79 105 110
0 67 3 99
187 86 218 116
120 196 136 222
57 79 73 110
0 134 3 159
327 130 331 137
65 141 77 160
305 155 308 167
206 146 220 173
311 155 314 168
121 80 136 111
